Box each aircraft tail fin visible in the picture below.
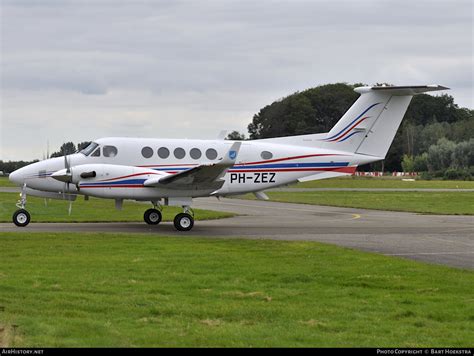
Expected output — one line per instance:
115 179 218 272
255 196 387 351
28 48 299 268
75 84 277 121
321 85 449 158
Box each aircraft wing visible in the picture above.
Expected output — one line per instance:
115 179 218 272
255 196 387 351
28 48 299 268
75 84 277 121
143 142 241 189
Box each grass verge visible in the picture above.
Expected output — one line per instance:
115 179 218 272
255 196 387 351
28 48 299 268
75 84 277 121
0 177 16 188
241 191 474 215
294 177 474 189
0 192 234 223
0 232 473 347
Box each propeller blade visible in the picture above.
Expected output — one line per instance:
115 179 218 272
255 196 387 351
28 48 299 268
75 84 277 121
64 154 71 174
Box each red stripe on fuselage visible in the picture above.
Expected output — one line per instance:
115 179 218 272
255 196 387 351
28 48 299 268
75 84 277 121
80 184 145 188
230 166 356 173
99 172 161 182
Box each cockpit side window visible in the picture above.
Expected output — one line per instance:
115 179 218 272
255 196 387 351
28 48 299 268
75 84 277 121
91 147 101 157
103 145 118 158
80 142 99 156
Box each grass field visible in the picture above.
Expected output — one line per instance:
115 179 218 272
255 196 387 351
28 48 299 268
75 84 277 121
0 177 15 187
294 176 474 189
0 192 234 223
242 191 474 215
0 232 472 347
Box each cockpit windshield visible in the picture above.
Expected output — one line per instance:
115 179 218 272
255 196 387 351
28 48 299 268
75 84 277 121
80 142 99 156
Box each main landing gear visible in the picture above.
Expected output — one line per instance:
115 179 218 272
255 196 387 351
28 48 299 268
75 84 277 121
144 208 162 225
173 207 194 232
143 201 194 231
12 184 31 227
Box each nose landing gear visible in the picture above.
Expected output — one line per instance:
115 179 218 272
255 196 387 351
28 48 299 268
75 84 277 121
13 209 31 227
13 184 31 227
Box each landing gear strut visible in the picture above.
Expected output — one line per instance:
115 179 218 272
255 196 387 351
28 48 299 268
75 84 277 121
13 184 31 227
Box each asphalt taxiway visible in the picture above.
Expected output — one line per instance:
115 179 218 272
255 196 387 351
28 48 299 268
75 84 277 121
1 196 473 269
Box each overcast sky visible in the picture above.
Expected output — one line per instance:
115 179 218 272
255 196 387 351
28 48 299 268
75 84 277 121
1 0 472 160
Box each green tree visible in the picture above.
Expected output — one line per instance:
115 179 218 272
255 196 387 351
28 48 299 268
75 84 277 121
452 139 474 169
403 94 470 126
225 131 246 140
0 160 39 174
248 83 359 139
401 154 415 173
413 153 429 172
426 138 457 172
245 83 472 172
50 142 77 157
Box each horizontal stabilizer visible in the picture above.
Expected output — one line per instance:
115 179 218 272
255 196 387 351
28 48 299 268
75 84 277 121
355 85 449 96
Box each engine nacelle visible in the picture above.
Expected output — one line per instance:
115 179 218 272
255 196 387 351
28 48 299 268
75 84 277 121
52 164 167 195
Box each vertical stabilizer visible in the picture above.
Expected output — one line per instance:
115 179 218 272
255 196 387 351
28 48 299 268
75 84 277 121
321 85 448 158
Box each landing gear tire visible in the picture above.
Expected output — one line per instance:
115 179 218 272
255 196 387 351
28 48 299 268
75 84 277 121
144 208 162 225
13 209 31 227
174 213 194 231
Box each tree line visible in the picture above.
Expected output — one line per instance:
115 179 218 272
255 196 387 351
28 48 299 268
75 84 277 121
2 84 472 180
233 83 473 179
0 141 90 175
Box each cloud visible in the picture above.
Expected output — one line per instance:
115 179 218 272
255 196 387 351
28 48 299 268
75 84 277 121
1 0 472 160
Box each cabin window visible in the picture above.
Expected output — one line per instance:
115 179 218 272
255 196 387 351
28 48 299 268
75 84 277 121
206 148 218 160
91 148 101 157
158 147 170 159
174 147 185 159
141 146 153 158
80 142 98 156
261 151 273 160
190 148 202 160
103 145 118 158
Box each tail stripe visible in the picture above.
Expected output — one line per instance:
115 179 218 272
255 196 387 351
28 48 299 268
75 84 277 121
338 131 363 142
324 102 381 141
328 116 369 142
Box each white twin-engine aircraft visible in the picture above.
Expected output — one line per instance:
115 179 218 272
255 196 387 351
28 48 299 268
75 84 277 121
9 85 448 231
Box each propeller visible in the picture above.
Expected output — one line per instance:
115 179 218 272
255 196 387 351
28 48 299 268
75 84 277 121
61 154 72 194
63 154 74 215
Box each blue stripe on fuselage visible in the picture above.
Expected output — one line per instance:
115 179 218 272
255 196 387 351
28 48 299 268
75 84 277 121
80 178 147 186
232 162 349 169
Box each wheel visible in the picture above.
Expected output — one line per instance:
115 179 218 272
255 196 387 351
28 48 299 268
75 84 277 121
13 209 31 227
144 208 162 225
173 213 194 231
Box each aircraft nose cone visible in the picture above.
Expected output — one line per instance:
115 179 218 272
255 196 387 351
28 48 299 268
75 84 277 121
9 168 24 185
